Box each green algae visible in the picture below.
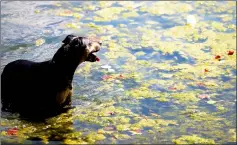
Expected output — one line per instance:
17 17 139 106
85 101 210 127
94 7 126 22
73 102 134 126
84 132 106 143
75 63 93 76
139 2 193 15
171 92 199 104
125 86 160 99
211 21 227 32
188 111 224 122
173 135 215 144
1 1 236 144
134 51 146 57
112 133 131 140
98 1 115 8
155 93 169 102
122 11 139 18
116 124 131 131
228 129 236 142
215 105 229 113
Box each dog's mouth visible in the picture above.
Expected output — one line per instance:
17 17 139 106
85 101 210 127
86 52 100 62
86 44 101 62
85 37 102 62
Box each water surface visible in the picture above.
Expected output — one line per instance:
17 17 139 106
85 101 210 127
1 1 236 144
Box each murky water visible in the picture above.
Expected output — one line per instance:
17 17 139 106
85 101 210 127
1 1 236 144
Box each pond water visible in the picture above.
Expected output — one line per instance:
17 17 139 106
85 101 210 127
1 1 236 144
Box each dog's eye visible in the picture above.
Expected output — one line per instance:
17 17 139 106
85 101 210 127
88 43 92 46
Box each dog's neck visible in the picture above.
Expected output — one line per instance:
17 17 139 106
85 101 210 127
50 46 88 81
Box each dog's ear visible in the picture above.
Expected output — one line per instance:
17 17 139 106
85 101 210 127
62 35 76 44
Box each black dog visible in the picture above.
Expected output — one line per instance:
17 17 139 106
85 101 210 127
1 35 101 119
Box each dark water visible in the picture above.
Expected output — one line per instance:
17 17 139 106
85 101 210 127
1 1 236 144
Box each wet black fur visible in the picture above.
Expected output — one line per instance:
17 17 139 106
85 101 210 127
1 35 95 119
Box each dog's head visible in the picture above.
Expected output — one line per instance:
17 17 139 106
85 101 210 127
52 35 102 66
62 35 102 62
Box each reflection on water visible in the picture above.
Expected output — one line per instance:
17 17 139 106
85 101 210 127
1 1 236 144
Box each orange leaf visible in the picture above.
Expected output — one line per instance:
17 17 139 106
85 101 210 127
104 126 115 131
102 75 113 80
168 86 177 91
215 55 221 60
108 112 115 115
228 50 234 55
198 94 209 99
7 128 18 136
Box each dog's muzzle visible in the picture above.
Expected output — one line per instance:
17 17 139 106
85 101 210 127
85 37 102 62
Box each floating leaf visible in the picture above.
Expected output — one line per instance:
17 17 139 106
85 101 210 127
207 100 216 104
35 38 45 46
204 69 209 72
129 129 142 135
227 50 234 55
34 10 40 14
57 10 73 17
66 23 80 29
108 68 115 72
72 13 82 19
102 75 113 80
6 128 18 136
101 64 112 69
215 55 221 60
198 94 209 99
104 126 116 131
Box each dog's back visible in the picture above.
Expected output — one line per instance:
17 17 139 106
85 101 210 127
2 60 36 107
1 60 53 113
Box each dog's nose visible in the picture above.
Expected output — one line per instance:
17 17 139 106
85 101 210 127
98 40 102 46
95 45 101 52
